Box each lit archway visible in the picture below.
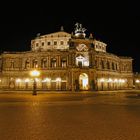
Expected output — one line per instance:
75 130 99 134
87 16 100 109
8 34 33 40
79 73 89 90
76 55 89 67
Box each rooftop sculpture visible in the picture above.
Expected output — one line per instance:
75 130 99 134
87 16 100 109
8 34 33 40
74 23 86 38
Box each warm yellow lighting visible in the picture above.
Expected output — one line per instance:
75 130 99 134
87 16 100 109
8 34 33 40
10 78 14 80
118 79 125 83
30 70 40 96
42 78 51 82
114 79 118 83
100 78 105 82
30 70 40 77
16 79 21 83
79 73 88 90
84 61 89 66
56 78 61 82
25 78 30 83
35 78 40 82
83 79 88 88
107 78 113 83
119 79 122 83
136 79 140 83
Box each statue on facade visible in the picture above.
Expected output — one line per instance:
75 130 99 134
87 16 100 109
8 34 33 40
74 23 86 38
36 33 41 38
74 23 86 34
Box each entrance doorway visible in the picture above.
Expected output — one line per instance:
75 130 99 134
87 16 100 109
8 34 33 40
79 73 89 90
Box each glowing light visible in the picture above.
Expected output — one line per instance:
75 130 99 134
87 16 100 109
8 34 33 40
121 79 125 83
100 78 105 82
30 70 40 77
16 79 21 83
79 73 88 90
76 55 84 60
10 78 14 80
83 78 88 88
118 79 125 83
42 78 51 82
114 79 118 83
83 61 89 66
25 78 30 83
119 79 122 83
56 78 61 82
35 78 40 82
136 79 140 83
107 78 113 83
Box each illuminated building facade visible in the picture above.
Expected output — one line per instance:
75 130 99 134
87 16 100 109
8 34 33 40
0 23 135 91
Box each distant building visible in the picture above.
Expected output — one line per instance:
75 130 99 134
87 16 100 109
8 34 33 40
0 23 136 91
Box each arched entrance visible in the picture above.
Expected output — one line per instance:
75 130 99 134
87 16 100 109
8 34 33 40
79 73 89 90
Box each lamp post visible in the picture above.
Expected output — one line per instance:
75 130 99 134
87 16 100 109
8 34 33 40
30 70 40 95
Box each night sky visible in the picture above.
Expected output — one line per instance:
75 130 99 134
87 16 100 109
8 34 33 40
0 1 139 72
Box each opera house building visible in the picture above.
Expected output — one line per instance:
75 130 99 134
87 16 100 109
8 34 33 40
0 23 135 91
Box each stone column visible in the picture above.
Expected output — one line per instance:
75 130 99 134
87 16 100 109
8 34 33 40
72 53 76 67
71 71 75 91
59 55 61 67
89 52 92 67
68 54 72 66
47 57 49 67
48 56 50 68
67 55 69 67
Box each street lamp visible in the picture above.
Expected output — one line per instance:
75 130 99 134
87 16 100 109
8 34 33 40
30 70 40 95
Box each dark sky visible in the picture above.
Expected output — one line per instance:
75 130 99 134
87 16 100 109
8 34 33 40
0 1 140 72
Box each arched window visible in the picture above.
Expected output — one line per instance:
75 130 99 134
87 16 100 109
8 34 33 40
42 42 44 46
41 59 47 68
25 59 30 69
54 41 57 45
51 58 57 68
33 59 38 68
76 55 84 67
10 60 14 68
107 61 110 69
61 58 67 68
112 62 115 70
60 41 64 45
95 60 97 67
56 77 61 90
101 60 104 69
76 55 89 67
